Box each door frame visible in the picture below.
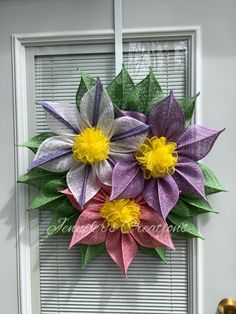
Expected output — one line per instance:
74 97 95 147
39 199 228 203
12 26 202 314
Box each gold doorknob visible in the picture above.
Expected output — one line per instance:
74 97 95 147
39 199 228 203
217 298 236 314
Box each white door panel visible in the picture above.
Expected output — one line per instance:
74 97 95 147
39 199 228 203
0 1 235 314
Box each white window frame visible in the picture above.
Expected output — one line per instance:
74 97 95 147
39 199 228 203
12 26 202 314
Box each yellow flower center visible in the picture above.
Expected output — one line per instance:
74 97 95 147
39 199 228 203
73 127 110 164
135 136 178 179
100 199 141 233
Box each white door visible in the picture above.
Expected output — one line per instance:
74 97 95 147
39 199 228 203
0 1 235 314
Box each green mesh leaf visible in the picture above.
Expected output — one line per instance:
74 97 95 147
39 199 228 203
177 93 200 127
59 198 79 215
168 213 203 239
139 246 166 262
76 71 96 110
181 195 217 214
79 243 105 268
136 70 164 115
42 197 77 215
171 199 196 218
18 168 66 189
18 132 56 153
28 190 63 210
28 193 76 214
172 197 217 218
106 65 138 111
19 166 75 213
45 211 78 239
198 163 227 194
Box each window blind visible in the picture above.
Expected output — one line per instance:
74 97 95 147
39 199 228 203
35 41 189 314
123 41 187 98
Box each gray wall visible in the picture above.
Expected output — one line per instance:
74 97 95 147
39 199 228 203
0 0 235 313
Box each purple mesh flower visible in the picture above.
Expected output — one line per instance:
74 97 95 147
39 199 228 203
111 91 224 219
30 79 149 208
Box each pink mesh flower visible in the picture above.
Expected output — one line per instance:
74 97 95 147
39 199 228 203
68 188 175 276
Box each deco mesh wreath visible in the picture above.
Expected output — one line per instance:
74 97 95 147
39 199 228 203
19 65 225 276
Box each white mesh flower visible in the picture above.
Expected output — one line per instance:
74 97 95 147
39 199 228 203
30 79 149 207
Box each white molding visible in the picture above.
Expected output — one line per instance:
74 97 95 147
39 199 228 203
12 26 203 314
12 35 32 314
195 27 203 125
194 26 204 314
181 26 203 314
13 29 114 46
123 26 200 38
